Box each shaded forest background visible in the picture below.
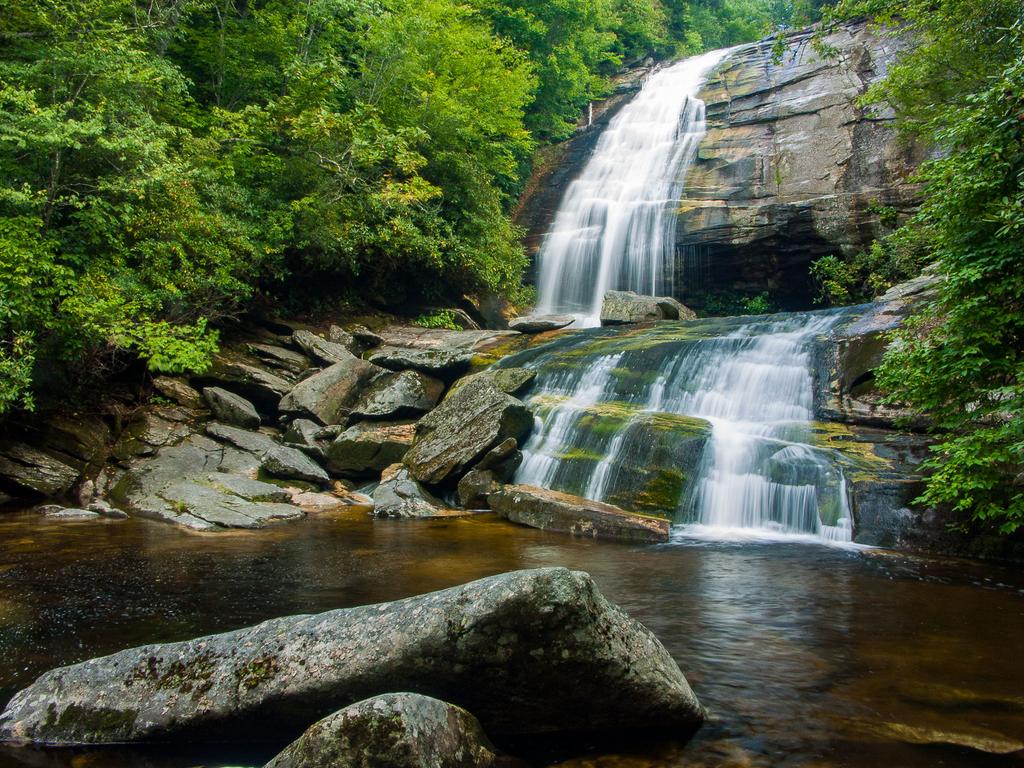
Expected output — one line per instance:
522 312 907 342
0 0 824 412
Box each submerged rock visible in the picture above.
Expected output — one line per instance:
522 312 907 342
600 291 695 325
326 421 416 477
279 357 384 425
372 463 459 518
508 314 575 333
0 568 702 745
203 387 261 429
404 378 532 486
489 485 670 543
264 693 506 768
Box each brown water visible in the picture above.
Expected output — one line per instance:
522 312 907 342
1 509 1023 767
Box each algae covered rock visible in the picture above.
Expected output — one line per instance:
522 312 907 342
489 484 670 543
0 568 702 745
404 378 532 485
264 693 508 768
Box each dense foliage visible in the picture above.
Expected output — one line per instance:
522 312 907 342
0 0 812 413
825 1 1023 531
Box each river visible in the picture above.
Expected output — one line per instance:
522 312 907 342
2 509 1023 767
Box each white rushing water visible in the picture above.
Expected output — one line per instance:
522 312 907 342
513 313 854 544
534 48 732 325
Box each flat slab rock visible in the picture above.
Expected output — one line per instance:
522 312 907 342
489 485 670 543
507 314 575 333
265 693 509 768
0 568 702 745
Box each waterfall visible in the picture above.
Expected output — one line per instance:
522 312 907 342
534 48 732 325
505 312 854 543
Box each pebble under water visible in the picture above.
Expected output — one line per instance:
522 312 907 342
1 509 1023 767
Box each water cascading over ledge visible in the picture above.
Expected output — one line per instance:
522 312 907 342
498 312 857 543
534 48 733 324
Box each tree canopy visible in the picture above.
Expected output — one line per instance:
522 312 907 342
0 0 801 412
820 0 1024 532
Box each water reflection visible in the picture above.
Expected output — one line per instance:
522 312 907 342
1 511 1023 767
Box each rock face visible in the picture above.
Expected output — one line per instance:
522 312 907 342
673 22 926 308
264 693 505 768
0 568 703 745
600 291 696 325
404 379 532 485
489 485 671 543
515 22 925 310
279 357 383 425
814 272 938 427
372 464 457 518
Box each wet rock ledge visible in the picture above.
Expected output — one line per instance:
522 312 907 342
0 311 683 543
0 567 704 755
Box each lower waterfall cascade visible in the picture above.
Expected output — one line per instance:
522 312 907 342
505 312 855 543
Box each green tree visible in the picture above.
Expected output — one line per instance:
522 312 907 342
825 0 1023 531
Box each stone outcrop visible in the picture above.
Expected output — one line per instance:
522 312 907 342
515 22 926 310
600 291 696 325
292 330 352 366
203 387 260 429
488 485 671 543
326 421 416 477
372 464 459 518
674 22 926 308
404 378 532 485
0 568 703 745
0 443 81 497
279 357 384 425
814 271 938 427
508 314 575 333
264 693 508 768
350 370 445 421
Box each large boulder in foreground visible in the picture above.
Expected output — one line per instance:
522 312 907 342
0 568 702 745
403 379 532 485
265 693 509 768
600 291 696 325
489 485 670 543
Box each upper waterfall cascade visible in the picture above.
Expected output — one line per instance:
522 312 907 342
534 48 733 325
503 312 854 543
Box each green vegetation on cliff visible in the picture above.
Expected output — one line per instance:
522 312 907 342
0 0 820 413
824 1 1023 531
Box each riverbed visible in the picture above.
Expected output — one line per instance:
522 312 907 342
1 509 1022 767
